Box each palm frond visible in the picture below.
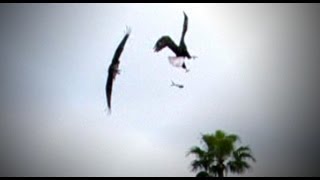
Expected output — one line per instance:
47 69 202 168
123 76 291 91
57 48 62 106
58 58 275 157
233 146 256 162
188 130 256 177
187 146 205 158
190 160 203 172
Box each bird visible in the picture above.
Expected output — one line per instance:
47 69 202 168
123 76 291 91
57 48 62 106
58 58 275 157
154 11 196 72
105 27 131 113
171 80 184 89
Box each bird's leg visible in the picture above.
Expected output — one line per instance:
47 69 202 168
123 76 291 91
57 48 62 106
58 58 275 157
182 62 190 73
112 64 121 75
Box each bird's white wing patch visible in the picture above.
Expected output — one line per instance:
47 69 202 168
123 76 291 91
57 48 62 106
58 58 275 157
168 56 185 68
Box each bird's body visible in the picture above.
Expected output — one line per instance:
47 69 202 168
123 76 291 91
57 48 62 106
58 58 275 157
171 80 184 89
154 12 196 72
106 27 131 113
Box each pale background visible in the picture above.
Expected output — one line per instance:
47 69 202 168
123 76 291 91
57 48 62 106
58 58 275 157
0 3 319 176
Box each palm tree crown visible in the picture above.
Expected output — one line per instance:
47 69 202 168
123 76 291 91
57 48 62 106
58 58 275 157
187 130 256 177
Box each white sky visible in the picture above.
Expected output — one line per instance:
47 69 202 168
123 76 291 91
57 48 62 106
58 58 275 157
0 3 320 176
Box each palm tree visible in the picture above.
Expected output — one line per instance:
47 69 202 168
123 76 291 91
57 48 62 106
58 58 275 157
187 146 213 177
187 130 256 177
227 146 256 175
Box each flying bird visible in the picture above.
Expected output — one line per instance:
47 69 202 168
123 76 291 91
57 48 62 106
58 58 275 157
171 80 184 89
154 11 196 72
105 27 131 113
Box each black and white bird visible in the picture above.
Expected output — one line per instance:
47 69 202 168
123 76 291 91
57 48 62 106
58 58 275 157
154 12 196 72
105 27 131 113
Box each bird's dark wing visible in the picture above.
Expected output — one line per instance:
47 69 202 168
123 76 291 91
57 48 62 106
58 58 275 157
106 68 115 111
111 30 130 65
106 29 131 112
180 11 188 46
154 36 180 56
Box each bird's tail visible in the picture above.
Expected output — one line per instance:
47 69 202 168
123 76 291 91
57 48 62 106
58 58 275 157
171 80 176 86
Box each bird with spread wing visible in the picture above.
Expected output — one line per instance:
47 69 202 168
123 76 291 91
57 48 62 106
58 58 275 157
154 11 196 72
105 27 131 113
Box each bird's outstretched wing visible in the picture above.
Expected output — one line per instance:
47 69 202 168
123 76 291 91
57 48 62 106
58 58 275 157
154 36 180 56
180 11 188 43
111 27 131 65
106 68 115 113
106 27 131 112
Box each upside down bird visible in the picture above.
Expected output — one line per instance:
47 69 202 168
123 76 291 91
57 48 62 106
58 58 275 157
106 27 131 113
154 11 196 72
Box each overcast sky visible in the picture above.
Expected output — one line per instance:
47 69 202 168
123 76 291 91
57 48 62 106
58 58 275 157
0 3 320 177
